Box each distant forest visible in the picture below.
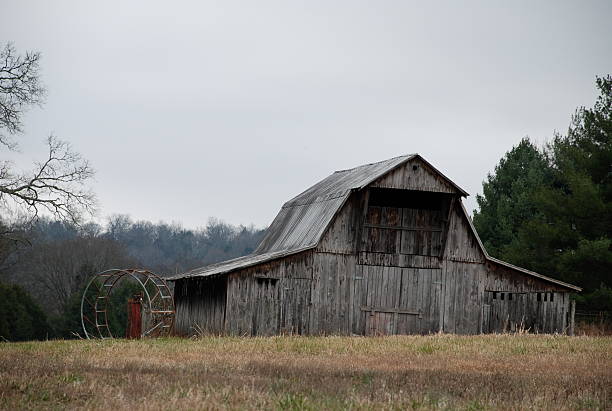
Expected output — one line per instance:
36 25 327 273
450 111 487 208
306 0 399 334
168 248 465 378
0 217 264 339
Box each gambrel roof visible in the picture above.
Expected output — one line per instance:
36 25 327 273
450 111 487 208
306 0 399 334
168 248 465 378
254 154 467 254
170 154 465 280
168 154 580 291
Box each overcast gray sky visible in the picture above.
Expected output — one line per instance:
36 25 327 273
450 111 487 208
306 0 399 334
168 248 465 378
1 1 610 229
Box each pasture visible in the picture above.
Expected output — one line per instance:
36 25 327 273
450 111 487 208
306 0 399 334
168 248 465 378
0 334 610 410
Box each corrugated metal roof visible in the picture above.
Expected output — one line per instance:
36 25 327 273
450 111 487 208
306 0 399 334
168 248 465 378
253 195 347 254
282 154 416 207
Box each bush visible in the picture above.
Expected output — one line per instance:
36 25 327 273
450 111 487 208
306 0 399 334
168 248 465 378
575 286 612 312
0 281 52 341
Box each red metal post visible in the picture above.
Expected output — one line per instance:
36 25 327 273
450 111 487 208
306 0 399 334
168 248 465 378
126 297 142 339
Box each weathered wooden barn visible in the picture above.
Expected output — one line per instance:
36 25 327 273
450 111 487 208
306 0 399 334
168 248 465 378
169 155 580 336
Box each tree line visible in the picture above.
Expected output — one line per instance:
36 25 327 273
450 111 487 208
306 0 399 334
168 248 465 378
0 216 265 340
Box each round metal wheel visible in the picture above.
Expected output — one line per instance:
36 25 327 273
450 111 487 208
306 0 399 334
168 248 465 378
80 268 175 339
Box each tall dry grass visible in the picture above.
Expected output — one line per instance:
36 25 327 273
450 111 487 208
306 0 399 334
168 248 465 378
576 322 612 336
0 334 610 410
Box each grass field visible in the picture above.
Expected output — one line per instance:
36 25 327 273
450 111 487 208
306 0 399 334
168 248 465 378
0 334 610 410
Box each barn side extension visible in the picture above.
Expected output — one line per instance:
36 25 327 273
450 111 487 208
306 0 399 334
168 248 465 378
170 155 580 336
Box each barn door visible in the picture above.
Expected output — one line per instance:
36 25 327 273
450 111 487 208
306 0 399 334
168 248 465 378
396 268 442 334
362 267 401 335
360 266 442 335
280 278 311 335
251 277 281 336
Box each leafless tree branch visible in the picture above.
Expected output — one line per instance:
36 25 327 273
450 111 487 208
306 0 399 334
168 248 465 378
0 42 45 150
0 42 95 227
0 135 96 225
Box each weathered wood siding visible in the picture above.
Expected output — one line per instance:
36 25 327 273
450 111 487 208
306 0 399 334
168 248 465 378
440 260 571 334
352 265 443 335
309 252 356 334
370 157 458 194
482 290 569 333
480 261 569 333
174 276 227 336
316 192 366 254
224 251 313 336
359 205 445 266
440 203 571 334
443 201 485 264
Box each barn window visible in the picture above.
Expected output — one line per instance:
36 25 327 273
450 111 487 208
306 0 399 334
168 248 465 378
508 293 513 301
537 293 541 302
550 293 554 302
256 277 278 286
492 292 497 300
500 293 504 301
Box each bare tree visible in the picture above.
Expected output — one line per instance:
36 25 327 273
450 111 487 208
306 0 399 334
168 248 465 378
17 233 135 314
0 43 45 149
0 43 95 226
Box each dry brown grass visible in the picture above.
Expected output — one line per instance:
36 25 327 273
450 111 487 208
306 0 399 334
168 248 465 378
575 321 612 336
0 334 610 410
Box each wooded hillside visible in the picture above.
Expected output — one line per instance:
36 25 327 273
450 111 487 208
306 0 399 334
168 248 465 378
0 217 264 340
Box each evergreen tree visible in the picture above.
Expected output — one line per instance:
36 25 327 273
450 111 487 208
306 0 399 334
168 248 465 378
474 76 611 310
531 75 611 297
0 281 51 341
473 138 551 259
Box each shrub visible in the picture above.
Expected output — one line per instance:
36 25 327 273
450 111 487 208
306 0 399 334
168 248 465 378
0 281 51 341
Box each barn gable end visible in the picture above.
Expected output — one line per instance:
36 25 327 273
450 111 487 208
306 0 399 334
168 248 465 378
370 156 462 194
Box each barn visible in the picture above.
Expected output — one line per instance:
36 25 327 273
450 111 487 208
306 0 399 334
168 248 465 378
169 154 581 336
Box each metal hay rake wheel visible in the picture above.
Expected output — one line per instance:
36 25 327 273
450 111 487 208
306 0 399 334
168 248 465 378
80 269 175 339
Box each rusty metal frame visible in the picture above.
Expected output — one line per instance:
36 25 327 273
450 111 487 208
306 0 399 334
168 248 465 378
80 268 175 339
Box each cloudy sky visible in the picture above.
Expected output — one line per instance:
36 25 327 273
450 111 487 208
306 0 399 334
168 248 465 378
1 1 610 229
